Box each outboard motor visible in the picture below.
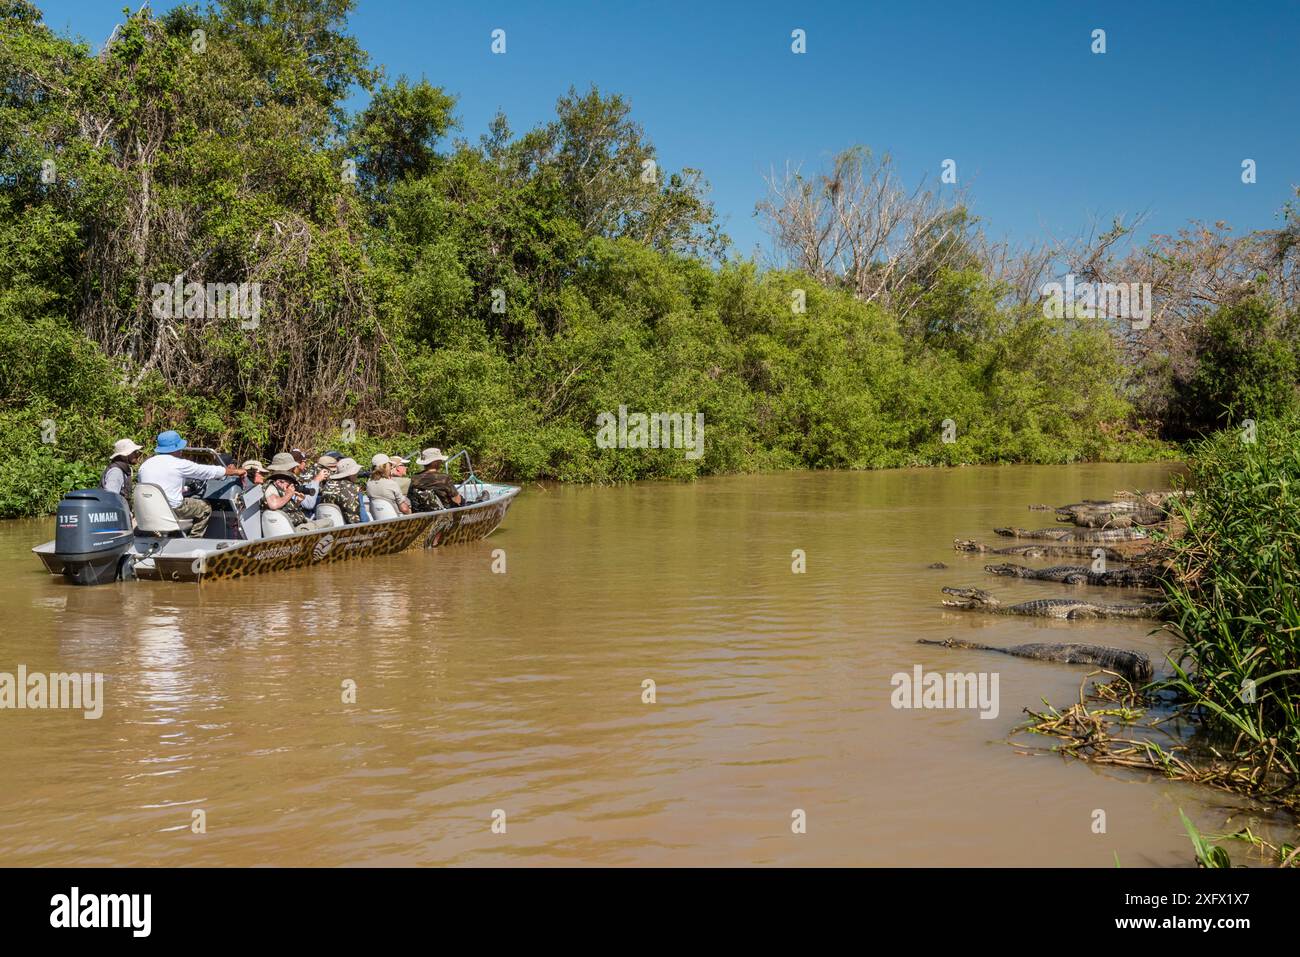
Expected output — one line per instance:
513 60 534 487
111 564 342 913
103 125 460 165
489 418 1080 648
53 489 134 585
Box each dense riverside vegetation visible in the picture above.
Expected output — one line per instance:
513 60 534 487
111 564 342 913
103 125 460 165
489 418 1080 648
2 1 1297 517
1163 416 1300 787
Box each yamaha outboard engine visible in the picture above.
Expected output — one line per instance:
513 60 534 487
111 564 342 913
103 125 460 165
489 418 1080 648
54 489 134 585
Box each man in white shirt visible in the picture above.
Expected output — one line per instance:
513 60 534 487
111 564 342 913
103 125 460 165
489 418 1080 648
137 430 245 537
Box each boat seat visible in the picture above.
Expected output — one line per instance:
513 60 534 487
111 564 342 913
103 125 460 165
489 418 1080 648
370 497 399 520
134 483 194 536
316 503 345 527
261 509 296 537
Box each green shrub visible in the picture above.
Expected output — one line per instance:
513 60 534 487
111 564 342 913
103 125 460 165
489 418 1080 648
1162 415 1300 777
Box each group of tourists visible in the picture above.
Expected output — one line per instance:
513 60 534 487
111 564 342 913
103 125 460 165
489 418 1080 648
100 430 468 538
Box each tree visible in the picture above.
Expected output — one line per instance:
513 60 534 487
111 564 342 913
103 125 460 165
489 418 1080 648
350 77 457 197
518 86 727 260
1170 297 1299 436
756 146 973 314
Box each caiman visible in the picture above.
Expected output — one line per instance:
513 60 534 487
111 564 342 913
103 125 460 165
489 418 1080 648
993 526 1153 542
1054 500 1167 528
941 586 1164 619
983 562 1160 587
953 538 1138 561
1055 498 1145 513
917 637 1153 683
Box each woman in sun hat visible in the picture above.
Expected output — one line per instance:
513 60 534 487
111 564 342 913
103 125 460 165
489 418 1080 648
366 454 411 515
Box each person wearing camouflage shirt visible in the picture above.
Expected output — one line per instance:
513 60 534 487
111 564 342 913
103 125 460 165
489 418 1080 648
319 457 364 524
263 453 334 532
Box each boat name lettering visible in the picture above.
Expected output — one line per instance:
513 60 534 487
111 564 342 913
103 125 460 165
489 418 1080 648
341 530 391 550
250 543 304 561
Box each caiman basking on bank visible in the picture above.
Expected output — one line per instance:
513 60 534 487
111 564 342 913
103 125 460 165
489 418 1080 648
1053 500 1167 529
953 539 1140 561
983 563 1160 587
917 637 1153 683
941 586 1165 619
994 525 1154 542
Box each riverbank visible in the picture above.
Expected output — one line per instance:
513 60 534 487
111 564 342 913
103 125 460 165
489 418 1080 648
1023 417 1300 863
2 418 1178 521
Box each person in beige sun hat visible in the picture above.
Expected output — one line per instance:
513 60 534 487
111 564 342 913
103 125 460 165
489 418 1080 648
289 451 331 504
309 453 338 480
302 453 337 503
409 447 464 512
415 447 447 468
319 457 364 524
240 459 267 490
261 452 332 532
264 451 300 480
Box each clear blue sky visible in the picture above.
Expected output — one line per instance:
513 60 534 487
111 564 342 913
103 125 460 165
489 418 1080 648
37 1 1300 260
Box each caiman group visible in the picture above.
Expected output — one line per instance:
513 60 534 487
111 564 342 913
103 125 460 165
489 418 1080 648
925 490 1186 682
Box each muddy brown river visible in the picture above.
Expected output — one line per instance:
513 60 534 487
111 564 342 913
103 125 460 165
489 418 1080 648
0 463 1290 866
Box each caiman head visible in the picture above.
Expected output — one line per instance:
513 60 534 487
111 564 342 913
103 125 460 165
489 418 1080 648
941 587 1001 609
952 539 982 552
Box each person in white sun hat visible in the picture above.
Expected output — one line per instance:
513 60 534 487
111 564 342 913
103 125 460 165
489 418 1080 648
99 438 143 510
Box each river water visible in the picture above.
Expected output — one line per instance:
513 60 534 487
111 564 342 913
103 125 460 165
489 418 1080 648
0 463 1290 866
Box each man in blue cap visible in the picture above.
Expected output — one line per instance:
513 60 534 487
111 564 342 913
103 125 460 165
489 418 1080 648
137 430 245 536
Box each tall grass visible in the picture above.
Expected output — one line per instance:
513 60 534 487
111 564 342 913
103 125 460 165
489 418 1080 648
1161 415 1300 782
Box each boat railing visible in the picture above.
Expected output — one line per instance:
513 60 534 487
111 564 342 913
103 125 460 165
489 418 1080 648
177 446 229 467
443 450 486 503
